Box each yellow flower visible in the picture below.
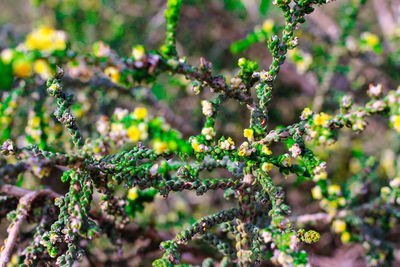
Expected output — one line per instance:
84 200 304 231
311 186 322 200
313 171 327 182
314 112 331 126
104 66 120 83
127 125 141 143
341 231 351 244
300 107 313 120
93 146 101 154
243 128 254 141
33 59 53 79
328 184 341 196
391 115 400 133
362 32 380 47
31 116 41 128
25 26 67 52
262 19 274 33
238 141 251 157
127 188 139 201
191 139 201 153
132 45 146 61
153 140 169 154
332 220 346 233
261 162 273 172
133 107 148 120
261 145 272 155
12 59 32 78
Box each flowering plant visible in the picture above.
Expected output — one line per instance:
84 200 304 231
1 0 400 266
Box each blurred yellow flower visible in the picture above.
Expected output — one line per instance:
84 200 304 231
127 125 141 143
132 45 146 61
153 140 169 154
391 115 400 133
104 66 121 83
261 162 273 172
311 186 322 200
33 59 53 79
341 231 351 244
25 26 67 52
261 145 272 155
133 107 148 120
127 188 139 201
361 32 380 47
314 112 331 126
262 19 274 32
244 128 254 141
12 59 32 78
332 220 346 233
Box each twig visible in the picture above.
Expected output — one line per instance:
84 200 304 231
0 189 55 267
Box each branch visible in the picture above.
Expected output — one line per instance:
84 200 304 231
0 188 55 267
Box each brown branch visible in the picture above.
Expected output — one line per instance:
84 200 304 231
0 188 56 267
0 185 171 253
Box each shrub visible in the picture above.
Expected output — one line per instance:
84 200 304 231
0 0 400 266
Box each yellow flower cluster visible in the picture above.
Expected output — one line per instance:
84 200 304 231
12 59 32 78
327 184 341 196
332 220 346 233
33 59 53 79
104 66 121 83
361 32 380 47
133 107 148 120
261 162 273 172
127 125 141 143
153 140 169 154
313 171 327 182
127 188 139 201
262 19 275 33
132 45 146 61
7 54 53 79
261 145 272 155
391 115 400 133
25 26 67 52
238 141 252 157
313 112 331 127
300 107 313 120
243 128 254 141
